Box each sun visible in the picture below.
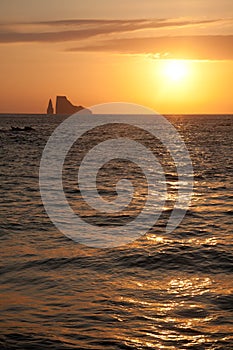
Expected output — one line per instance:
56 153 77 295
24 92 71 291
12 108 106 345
163 60 188 82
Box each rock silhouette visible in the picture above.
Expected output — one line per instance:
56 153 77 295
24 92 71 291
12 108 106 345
46 96 91 115
56 96 85 115
47 99 54 114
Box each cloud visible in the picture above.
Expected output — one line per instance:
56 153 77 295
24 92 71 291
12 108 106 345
0 18 232 60
68 35 233 60
0 18 224 43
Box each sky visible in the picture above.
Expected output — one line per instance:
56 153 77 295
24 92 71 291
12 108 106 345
0 0 232 114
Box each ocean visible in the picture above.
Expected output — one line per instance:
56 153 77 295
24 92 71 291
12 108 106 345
0 114 232 349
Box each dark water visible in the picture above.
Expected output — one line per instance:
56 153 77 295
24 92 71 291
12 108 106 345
0 114 233 349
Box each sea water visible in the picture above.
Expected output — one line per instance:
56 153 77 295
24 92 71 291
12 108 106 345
0 114 232 349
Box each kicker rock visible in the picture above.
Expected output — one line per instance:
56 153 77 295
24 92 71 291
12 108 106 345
55 96 90 115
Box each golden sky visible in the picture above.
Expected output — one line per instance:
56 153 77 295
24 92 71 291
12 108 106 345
0 0 232 113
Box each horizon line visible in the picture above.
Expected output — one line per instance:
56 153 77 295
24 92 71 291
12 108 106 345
0 112 233 116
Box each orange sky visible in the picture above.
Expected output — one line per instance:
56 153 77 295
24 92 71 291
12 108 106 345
0 0 232 114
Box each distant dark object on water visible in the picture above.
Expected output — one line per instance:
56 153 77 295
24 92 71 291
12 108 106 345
56 96 85 115
11 126 34 132
46 96 91 115
47 98 54 115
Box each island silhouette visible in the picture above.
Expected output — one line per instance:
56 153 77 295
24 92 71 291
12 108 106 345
47 96 90 115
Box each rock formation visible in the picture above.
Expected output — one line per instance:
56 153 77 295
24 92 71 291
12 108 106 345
56 96 85 115
46 96 91 115
47 98 54 114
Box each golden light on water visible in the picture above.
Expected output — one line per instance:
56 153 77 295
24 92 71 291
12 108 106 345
113 274 231 348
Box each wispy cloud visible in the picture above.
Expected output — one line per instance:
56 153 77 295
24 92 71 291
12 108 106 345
68 35 233 60
0 18 225 43
0 18 232 60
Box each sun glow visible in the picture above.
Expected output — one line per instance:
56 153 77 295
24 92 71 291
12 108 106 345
163 60 189 82
148 58 197 113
